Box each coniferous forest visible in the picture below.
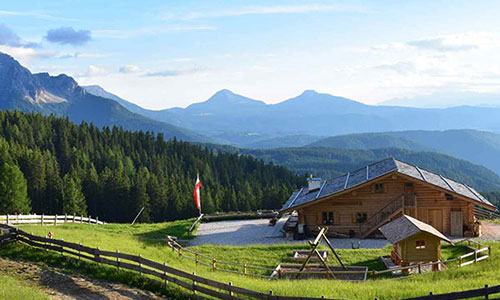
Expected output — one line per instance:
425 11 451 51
0 110 301 223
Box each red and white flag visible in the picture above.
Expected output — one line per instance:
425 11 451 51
193 174 202 212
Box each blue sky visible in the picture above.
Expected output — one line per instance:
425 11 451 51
2 0 500 109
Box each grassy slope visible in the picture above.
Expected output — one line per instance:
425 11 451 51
3 221 498 300
0 275 49 300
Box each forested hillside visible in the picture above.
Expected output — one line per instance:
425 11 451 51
240 147 500 195
0 111 301 222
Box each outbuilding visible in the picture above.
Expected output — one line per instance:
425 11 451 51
379 214 452 269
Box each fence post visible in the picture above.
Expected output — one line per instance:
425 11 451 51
178 247 182 257
212 258 217 271
192 272 197 295
54 214 57 226
429 292 433 296
61 238 64 257
78 242 82 262
485 284 489 300
96 216 99 225
195 253 199 265
474 250 478 263
95 247 100 265
72 214 75 223
116 250 120 270
488 246 492 256
418 263 422 274
269 290 273 296
88 215 91 224
41 214 44 225
459 256 463 267
244 264 247 275
6 214 8 225
163 262 168 285
229 281 233 296
64 214 67 223
139 254 143 276
80 215 83 223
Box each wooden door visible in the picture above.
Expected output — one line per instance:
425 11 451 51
450 211 463 237
428 209 444 233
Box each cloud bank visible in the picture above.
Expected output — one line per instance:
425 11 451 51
45 27 91 46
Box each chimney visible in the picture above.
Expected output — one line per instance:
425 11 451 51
307 175 322 192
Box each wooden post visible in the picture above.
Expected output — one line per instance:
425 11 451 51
485 284 489 300
96 247 100 265
96 216 99 225
163 262 168 285
88 215 91 224
61 238 64 257
244 264 247 275
80 215 83 223
139 254 142 276
72 214 75 223
459 256 463 267
269 290 273 296
192 272 197 295
178 247 182 257
212 258 217 271
64 214 67 223
54 214 57 226
116 250 120 270
229 282 233 296
78 242 82 262
429 292 433 296
474 250 478 263
6 214 8 225
488 246 491 256
41 214 44 225
195 253 199 265
418 263 422 274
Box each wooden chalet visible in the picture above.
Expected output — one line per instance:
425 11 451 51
280 158 497 238
379 215 452 268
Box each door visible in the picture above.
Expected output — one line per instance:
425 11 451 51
428 209 444 233
450 211 463 237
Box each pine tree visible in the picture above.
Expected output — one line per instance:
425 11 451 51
62 173 87 215
0 162 30 214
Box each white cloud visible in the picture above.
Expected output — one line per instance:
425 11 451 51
0 10 77 21
119 64 143 73
77 65 109 77
93 26 216 39
178 4 366 20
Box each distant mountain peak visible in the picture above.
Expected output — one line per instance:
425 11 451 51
300 89 319 96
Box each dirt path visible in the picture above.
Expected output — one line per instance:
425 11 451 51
0 257 166 300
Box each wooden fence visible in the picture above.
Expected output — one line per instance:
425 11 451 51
1 227 498 300
0 214 105 226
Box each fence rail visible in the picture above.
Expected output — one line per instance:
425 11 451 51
0 214 105 225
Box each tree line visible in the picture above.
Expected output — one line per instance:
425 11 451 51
0 110 301 222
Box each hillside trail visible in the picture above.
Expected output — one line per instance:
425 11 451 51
0 257 167 300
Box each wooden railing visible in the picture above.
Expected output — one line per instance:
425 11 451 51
0 226 496 300
474 205 500 220
360 194 414 238
0 214 105 225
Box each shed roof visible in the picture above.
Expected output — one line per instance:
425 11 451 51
379 215 452 244
280 157 495 212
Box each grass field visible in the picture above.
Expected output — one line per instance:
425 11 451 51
0 220 498 300
0 274 49 300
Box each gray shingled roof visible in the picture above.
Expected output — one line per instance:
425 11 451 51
379 215 452 244
280 157 495 212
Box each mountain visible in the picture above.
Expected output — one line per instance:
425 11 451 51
238 147 500 193
308 129 500 176
381 91 500 108
245 134 324 149
0 53 207 142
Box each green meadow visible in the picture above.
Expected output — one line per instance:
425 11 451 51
0 220 498 300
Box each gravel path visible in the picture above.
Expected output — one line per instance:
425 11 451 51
190 219 389 248
478 221 500 241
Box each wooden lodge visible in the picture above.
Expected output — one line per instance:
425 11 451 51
379 214 452 269
280 158 497 238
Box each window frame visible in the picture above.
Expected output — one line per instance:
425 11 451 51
374 183 385 194
416 240 426 250
356 212 368 223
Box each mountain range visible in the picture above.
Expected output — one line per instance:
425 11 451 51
83 84 500 148
0 53 206 142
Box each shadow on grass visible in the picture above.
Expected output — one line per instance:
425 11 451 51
0 243 194 300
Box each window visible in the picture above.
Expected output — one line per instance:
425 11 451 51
322 211 334 225
416 240 426 250
374 183 384 193
356 212 368 223
445 193 454 201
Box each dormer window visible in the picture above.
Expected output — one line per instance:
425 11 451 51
374 183 384 194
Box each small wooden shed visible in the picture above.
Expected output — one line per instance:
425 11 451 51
379 215 452 268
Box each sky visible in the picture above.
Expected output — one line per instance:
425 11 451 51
2 0 500 109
